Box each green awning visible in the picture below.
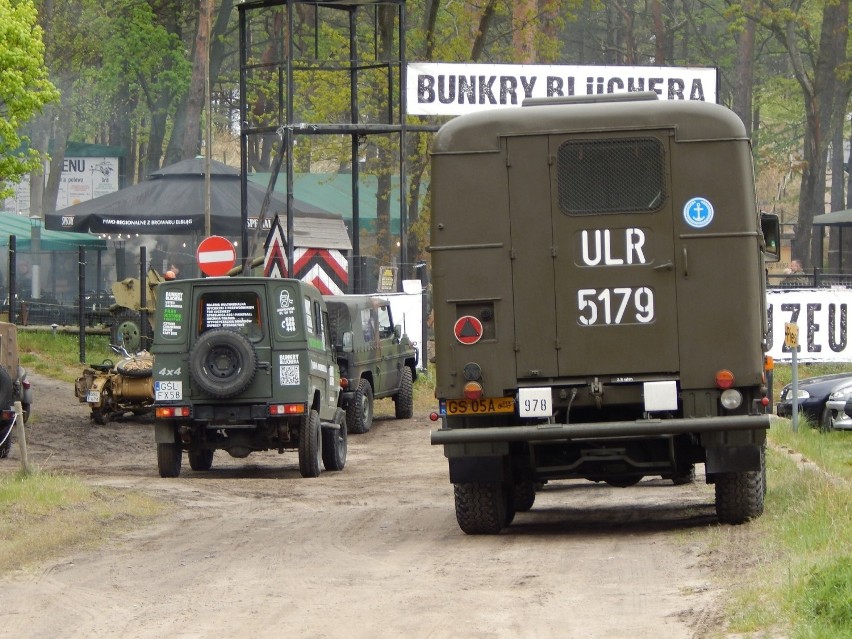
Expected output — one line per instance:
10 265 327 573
0 211 106 251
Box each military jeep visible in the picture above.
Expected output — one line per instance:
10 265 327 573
0 321 33 459
150 277 346 478
324 295 418 433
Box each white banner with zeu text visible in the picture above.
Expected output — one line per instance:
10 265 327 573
406 63 718 116
767 289 852 362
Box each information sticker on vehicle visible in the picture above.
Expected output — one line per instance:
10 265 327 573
155 380 183 401
518 387 551 417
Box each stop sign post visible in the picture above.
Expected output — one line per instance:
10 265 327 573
196 235 237 277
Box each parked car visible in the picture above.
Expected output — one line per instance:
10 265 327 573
776 372 852 431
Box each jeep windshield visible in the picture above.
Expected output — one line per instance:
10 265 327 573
199 291 263 342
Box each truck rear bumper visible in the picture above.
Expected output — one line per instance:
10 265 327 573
431 414 770 445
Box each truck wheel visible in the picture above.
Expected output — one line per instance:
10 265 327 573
189 329 258 399
321 420 347 472
394 366 414 419
512 480 536 512
111 310 145 352
299 409 323 478
453 482 510 535
346 379 373 434
671 464 696 485
157 442 182 478
714 447 766 524
188 448 214 471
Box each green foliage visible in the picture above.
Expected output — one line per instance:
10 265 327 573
0 470 164 573
796 558 852 636
18 330 113 383
0 0 59 198
724 440 852 637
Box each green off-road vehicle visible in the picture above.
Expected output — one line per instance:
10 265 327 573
150 277 346 478
325 295 419 433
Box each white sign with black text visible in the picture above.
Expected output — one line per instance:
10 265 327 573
406 63 718 116
767 289 852 362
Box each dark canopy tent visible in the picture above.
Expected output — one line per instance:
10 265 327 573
0 211 106 250
44 157 335 237
811 209 852 272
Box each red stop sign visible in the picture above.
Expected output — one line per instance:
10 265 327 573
196 235 236 277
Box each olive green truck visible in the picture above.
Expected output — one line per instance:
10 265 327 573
429 93 780 534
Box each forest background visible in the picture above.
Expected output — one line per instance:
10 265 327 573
1 0 851 280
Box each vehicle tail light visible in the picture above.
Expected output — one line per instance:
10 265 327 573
340 378 349 389
715 370 735 389
155 406 190 418
22 380 31 390
463 381 483 400
269 403 306 416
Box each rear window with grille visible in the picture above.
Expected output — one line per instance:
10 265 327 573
557 138 666 215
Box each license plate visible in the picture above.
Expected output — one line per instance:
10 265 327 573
155 380 183 401
441 397 515 416
86 390 100 403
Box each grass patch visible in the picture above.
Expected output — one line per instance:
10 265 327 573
0 470 165 574
18 330 114 383
719 428 852 638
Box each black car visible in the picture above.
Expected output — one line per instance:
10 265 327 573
776 372 852 429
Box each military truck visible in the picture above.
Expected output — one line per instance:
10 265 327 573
0 321 33 459
428 93 779 534
324 295 418 433
150 277 347 478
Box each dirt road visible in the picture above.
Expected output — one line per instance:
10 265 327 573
0 373 742 638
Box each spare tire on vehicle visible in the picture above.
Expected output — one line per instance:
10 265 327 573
189 328 258 398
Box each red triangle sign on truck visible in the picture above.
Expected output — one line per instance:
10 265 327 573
196 235 236 277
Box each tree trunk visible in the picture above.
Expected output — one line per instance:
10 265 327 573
731 4 756 138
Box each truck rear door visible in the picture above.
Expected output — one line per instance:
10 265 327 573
508 133 680 378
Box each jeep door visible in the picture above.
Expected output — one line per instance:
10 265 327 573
374 302 402 394
508 132 680 378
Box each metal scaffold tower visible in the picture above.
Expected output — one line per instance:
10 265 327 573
238 0 407 293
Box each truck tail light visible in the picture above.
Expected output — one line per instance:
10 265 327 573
269 403 305 416
715 370 735 389
463 381 483 400
156 406 190 418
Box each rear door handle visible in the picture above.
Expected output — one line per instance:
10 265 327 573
654 261 674 271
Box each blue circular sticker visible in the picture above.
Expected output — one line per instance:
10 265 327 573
683 197 714 228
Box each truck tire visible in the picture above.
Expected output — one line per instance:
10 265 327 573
299 409 322 478
512 480 536 512
671 464 696 485
346 378 373 434
321 420 347 471
453 482 510 535
157 442 182 478
189 329 258 399
394 366 414 419
714 447 766 524
188 448 214 471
